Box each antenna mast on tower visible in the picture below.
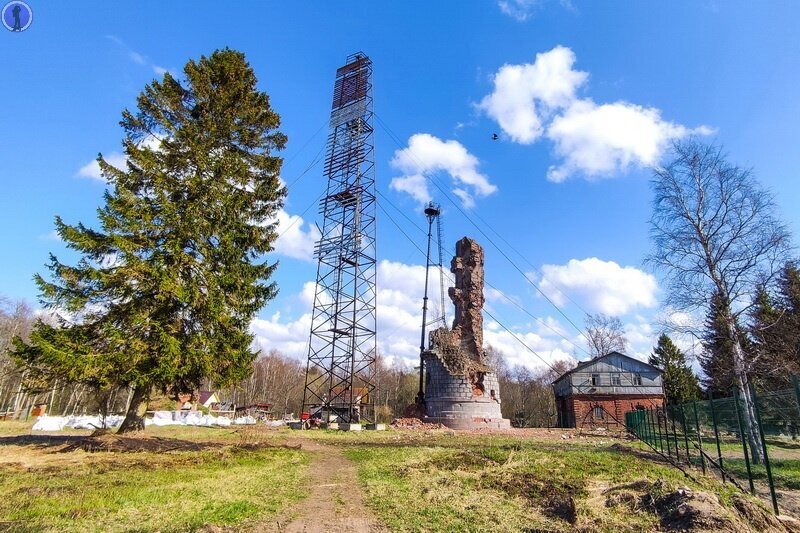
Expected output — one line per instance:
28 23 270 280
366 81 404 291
302 53 376 425
416 201 444 405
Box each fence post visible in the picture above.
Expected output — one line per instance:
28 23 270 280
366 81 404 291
680 403 691 466
692 400 706 474
649 408 656 450
792 374 800 440
670 405 681 462
750 383 779 515
649 408 656 448
658 408 669 456
637 410 645 441
733 387 756 495
708 392 726 483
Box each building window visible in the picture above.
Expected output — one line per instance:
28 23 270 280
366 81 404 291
593 406 604 419
633 373 642 386
611 373 621 386
591 373 601 386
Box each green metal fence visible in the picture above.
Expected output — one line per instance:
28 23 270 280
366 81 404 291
625 376 800 516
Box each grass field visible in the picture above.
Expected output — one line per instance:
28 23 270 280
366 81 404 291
0 421 793 532
0 424 309 532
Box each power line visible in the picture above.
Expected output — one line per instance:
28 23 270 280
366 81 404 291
280 120 328 173
376 189 426 235
483 278 590 357
272 139 327 241
482 307 560 375
373 113 592 346
377 195 590 360
276 189 325 241
282 142 326 192
373 116 662 406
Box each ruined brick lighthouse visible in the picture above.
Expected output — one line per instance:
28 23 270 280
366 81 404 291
422 237 510 429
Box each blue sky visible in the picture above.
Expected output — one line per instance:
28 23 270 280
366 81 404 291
2 1 799 370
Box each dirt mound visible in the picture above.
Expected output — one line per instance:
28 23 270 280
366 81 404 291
390 418 445 430
604 479 791 532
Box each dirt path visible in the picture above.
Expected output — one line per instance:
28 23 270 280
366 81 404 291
258 440 384 533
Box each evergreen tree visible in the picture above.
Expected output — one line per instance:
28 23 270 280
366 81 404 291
775 261 800 370
699 291 747 396
648 334 700 405
750 262 800 388
14 49 286 432
749 285 790 388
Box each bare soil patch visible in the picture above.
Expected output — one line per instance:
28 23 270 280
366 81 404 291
258 441 385 533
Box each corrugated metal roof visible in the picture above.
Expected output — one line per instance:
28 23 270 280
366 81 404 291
551 351 663 385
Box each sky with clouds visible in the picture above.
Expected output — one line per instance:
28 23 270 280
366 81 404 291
2 1 799 374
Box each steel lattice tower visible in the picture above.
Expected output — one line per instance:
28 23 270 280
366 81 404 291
302 53 376 425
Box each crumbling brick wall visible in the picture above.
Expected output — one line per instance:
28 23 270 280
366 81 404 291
428 237 490 387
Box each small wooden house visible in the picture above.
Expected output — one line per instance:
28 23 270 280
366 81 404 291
552 351 664 428
173 390 220 411
198 391 220 410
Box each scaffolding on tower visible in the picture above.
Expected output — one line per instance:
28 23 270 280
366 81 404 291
302 53 377 425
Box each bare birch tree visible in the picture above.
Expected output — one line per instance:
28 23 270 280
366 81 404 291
585 313 628 358
0 298 35 417
647 139 791 463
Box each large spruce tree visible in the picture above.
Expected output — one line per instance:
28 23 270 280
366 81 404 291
649 334 700 405
699 291 747 396
777 262 800 368
749 262 800 388
15 49 286 432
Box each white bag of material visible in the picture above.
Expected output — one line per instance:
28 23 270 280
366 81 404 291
32 416 68 431
65 415 124 429
233 416 256 425
143 410 238 427
32 414 124 431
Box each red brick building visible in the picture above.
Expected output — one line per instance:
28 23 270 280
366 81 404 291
552 351 664 429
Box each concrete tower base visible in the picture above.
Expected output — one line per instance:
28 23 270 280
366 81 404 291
423 351 510 430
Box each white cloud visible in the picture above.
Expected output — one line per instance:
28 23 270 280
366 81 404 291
479 46 712 181
76 135 163 182
250 260 430 363
546 99 713 182
106 35 173 79
497 0 576 21
250 312 312 359
39 230 62 242
389 173 431 204
478 46 587 144
249 258 586 372
497 0 541 21
538 257 658 315
129 51 146 65
623 318 657 361
390 133 497 207
484 323 576 370
274 209 320 262
77 153 127 182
